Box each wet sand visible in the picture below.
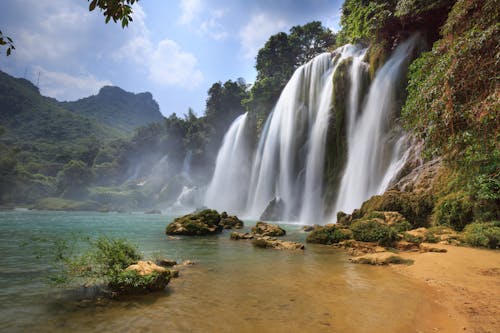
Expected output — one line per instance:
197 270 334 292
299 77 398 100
391 244 500 333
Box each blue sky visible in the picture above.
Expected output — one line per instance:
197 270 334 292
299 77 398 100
0 0 343 116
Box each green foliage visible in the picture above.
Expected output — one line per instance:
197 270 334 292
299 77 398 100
350 219 397 245
392 219 412 233
463 221 500 249
0 30 15 56
88 0 138 27
166 209 223 235
336 0 395 45
402 0 499 225
246 22 335 123
432 191 474 231
49 236 142 288
62 86 163 133
306 225 352 244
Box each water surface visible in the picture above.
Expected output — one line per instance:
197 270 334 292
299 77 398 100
0 211 455 332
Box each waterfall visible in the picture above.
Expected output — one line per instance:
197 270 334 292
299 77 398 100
205 36 420 224
245 47 359 222
204 112 251 214
332 36 419 216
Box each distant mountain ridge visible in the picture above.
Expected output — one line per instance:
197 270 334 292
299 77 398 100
61 85 164 133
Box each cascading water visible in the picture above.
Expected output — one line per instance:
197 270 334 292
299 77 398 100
204 112 252 213
246 47 360 221
332 36 420 217
205 36 420 223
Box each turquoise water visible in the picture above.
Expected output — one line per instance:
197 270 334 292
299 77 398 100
0 210 453 332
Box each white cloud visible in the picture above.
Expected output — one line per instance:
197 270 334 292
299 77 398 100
239 13 288 59
179 0 203 25
113 4 204 89
148 40 203 88
199 9 228 40
34 66 112 101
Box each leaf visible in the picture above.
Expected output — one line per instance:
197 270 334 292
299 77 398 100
7 48 11 56
105 16 111 24
89 0 97 11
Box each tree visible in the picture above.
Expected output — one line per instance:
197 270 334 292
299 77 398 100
0 30 15 56
57 159 93 198
247 22 336 122
87 0 138 28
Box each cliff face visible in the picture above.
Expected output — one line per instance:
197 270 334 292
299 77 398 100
62 86 164 133
325 0 499 228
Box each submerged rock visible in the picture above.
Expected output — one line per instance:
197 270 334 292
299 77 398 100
230 231 254 240
156 258 177 267
251 221 286 237
252 236 305 251
166 209 222 235
110 260 171 293
349 252 413 265
259 197 285 221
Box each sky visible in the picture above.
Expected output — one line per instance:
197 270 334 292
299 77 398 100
0 0 343 116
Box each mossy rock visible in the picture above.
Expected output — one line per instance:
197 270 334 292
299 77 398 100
219 213 244 229
110 261 171 294
306 224 352 245
350 219 397 246
360 190 433 228
251 221 286 237
166 209 222 235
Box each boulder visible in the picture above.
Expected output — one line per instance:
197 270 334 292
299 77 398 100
259 197 285 221
251 221 286 237
166 209 222 235
252 236 305 251
156 258 177 267
333 240 386 256
230 232 254 240
219 213 244 229
111 260 171 293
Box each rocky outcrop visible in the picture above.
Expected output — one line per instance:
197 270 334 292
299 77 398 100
251 221 286 237
252 236 305 251
219 212 244 229
156 258 177 267
259 197 285 221
166 209 245 235
110 260 171 293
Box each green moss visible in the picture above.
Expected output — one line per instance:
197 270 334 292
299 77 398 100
165 209 223 235
432 191 473 231
463 221 500 249
324 58 352 208
306 225 352 244
350 219 397 246
360 190 433 228
109 270 171 294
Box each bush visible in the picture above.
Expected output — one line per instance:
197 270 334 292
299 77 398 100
432 191 473 231
109 270 169 293
306 225 352 244
350 219 397 246
391 219 412 233
463 221 500 249
49 236 143 289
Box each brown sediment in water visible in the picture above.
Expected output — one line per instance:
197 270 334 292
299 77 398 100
29 243 464 333
389 244 500 333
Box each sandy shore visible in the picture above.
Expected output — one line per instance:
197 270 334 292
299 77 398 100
390 244 500 333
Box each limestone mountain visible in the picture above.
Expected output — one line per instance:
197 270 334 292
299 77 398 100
61 86 164 133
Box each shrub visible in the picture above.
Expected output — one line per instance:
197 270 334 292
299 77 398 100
109 270 170 293
306 225 352 244
350 219 397 246
391 219 412 233
432 191 473 231
463 221 500 249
